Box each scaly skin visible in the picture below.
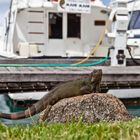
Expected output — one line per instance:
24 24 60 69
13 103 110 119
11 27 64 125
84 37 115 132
0 69 102 120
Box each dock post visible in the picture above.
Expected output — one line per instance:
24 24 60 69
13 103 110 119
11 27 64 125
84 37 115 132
109 0 129 66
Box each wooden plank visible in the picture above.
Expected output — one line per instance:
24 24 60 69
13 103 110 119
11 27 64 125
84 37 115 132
27 67 37 72
0 73 90 82
16 67 31 72
36 67 53 72
0 73 138 83
5 67 19 72
1 66 140 73
36 67 44 71
0 67 9 72
5 67 10 72
0 66 139 83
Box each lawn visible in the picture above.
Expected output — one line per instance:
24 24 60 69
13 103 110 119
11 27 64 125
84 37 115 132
0 118 140 140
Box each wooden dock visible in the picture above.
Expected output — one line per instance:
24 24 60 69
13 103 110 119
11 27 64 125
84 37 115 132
0 66 139 82
0 65 140 93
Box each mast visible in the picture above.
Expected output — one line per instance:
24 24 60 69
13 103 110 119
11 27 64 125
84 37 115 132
5 0 18 53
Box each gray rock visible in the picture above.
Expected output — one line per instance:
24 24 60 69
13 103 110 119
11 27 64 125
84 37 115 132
46 93 130 123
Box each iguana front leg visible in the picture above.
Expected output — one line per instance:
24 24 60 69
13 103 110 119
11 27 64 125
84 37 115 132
94 79 102 93
94 82 101 93
80 82 101 94
80 85 92 94
38 105 52 123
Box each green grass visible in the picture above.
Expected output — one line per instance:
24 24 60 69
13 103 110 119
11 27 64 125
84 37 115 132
0 118 140 140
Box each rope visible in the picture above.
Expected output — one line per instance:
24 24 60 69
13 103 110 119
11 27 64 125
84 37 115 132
74 19 111 65
0 56 109 67
127 46 140 65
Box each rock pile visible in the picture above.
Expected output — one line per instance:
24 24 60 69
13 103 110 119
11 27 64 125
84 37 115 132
46 93 131 123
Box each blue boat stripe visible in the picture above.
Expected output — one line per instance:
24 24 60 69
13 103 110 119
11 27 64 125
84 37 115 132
128 35 140 39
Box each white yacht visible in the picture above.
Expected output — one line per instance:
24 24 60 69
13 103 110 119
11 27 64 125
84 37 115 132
1 0 110 58
127 0 140 58
1 0 140 59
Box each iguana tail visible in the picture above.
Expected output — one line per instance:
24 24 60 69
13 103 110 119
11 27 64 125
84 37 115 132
0 94 49 120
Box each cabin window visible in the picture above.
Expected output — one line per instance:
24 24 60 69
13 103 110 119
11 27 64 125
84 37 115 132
67 14 81 38
128 11 140 30
49 13 63 39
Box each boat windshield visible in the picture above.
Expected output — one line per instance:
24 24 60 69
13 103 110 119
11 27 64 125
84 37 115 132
128 10 140 30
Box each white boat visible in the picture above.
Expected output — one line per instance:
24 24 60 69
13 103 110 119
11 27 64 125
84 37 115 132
127 0 140 58
1 0 140 59
1 0 110 58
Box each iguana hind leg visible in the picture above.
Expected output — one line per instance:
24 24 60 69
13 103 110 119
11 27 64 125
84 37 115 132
38 105 52 123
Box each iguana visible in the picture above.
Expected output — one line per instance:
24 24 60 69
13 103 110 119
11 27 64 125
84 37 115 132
0 69 102 121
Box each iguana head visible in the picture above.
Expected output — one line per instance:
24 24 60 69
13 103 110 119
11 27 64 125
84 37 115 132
90 69 102 83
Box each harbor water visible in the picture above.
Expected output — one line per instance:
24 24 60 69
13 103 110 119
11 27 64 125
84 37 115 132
0 95 38 125
0 92 140 125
